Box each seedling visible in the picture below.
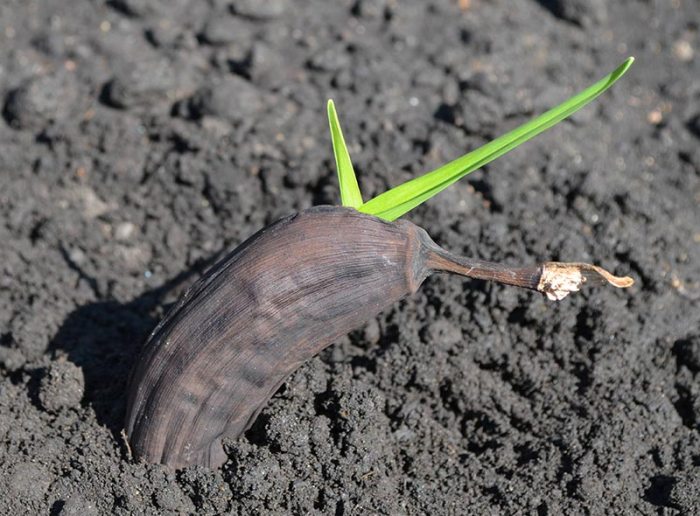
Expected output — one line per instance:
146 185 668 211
328 57 634 220
125 59 635 469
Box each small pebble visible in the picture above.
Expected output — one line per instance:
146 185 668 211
421 319 463 348
116 243 153 273
3 72 81 130
38 360 85 413
308 46 351 72
103 59 177 109
647 110 663 125
9 312 52 360
247 42 285 86
673 39 693 62
115 222 137 241
363 318 382 346
187 75 263 123
0 346 25 371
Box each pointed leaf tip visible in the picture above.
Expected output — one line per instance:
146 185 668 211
327 99 363 209
359 58 635 221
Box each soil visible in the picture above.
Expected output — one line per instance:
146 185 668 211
1 0 699 514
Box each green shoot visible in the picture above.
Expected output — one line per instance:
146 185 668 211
347 57 634 221
327 99 363 208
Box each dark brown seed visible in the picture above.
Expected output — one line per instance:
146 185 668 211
125 206 632 469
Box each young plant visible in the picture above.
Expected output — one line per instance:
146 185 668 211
329 57 634 220
125 59 635 469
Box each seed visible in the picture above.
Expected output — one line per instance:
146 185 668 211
125 206 632 469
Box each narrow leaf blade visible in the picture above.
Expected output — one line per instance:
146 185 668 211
327 99 363 208
359 57 634 221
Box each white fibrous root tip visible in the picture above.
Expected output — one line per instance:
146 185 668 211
538 262 635 301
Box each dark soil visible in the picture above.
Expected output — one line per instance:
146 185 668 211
1 0 699 514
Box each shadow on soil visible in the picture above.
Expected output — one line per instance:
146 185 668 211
48 252 224 442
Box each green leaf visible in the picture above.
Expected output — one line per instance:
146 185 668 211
327 99 363 208
359 57 635 221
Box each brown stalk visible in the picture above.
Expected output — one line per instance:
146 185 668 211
426 245 634 300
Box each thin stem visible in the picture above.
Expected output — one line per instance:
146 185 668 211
427 248 542 290
425 245 634 300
